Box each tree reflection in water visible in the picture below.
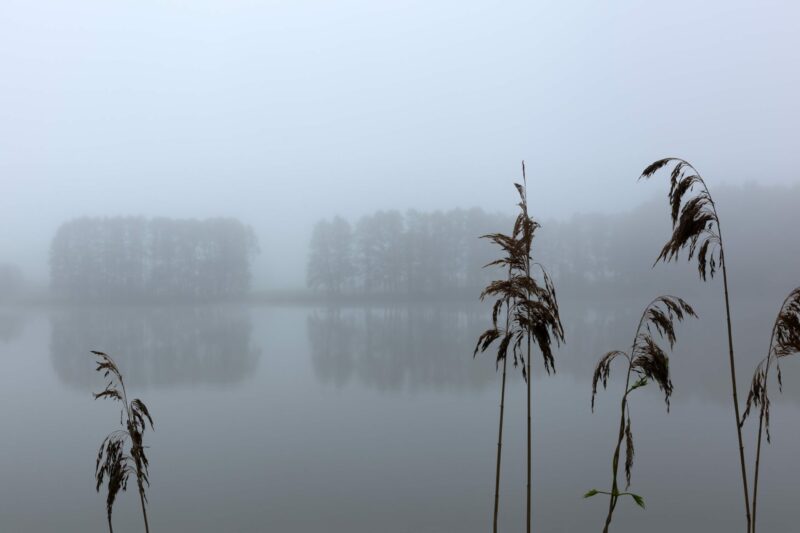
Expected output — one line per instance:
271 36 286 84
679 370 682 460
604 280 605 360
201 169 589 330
308 306 496 393
307 297 800 406
50 306 260 389
0 312 25 343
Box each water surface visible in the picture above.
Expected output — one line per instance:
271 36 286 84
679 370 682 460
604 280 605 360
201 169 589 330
1 296 799 532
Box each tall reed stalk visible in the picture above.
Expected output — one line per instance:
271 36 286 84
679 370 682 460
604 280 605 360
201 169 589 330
92 351 154 533
475 259 515 533
585 296 696 532
639 158 750 531
741 288 800 533
476 162 564 532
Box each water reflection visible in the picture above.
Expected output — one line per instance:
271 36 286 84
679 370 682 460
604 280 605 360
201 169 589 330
50 305 260 389
308 306 496 392
0 311 25 343
307 297 800 405
556 295 800 406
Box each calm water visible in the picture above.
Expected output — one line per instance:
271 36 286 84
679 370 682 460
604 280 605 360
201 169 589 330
2 293 799 532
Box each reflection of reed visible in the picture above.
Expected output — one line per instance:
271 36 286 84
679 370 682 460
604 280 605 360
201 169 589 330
50 306 260 388
307 306 496 392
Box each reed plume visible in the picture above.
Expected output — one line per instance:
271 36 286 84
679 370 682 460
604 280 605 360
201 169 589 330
741 288 800 532
474 231 517 533
585 296 696 532
476 162 564 532
639 157 751 531
92 351 154 533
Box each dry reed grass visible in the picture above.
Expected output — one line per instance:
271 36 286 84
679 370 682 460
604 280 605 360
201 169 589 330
585 296 696 532
92 351 154 533
475 162 564 533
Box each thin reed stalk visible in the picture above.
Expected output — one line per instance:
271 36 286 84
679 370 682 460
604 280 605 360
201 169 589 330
92 351 154 533
639 158 750 531
494 355 507 532
741 288 800 532
475 161 563 532
475 239 517 533
585 296 696 532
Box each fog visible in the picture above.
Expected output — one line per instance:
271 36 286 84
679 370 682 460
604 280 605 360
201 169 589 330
2 2 800 532
2 0 799 288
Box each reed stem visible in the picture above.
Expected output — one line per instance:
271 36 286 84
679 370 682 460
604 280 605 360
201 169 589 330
752 408 764 533
493 355 507 533
526 335 531 533
602 345 636 532
139 488 150 533
720 251 751 532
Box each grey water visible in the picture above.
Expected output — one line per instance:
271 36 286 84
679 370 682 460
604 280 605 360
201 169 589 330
1 296 799 532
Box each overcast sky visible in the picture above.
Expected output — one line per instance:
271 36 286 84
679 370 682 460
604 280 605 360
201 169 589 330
1 0 798 287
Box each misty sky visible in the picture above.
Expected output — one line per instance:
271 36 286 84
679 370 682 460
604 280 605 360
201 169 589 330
2 0 798 287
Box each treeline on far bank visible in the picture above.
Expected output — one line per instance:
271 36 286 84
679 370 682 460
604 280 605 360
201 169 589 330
306 183 800 299
50 217 258 302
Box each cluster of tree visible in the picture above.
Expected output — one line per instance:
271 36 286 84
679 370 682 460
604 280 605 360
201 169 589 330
536 183 800 298
50 217 258 301
307 208 511 295
307 184 800 299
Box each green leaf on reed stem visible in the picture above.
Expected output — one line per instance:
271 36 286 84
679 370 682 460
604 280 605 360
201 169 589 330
630 493 646 509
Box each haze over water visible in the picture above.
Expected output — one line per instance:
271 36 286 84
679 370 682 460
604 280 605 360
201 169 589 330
2 1 799 532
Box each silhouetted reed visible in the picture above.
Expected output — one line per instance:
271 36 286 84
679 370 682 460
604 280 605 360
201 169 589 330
475 225 519 533
741 288 800 532
585 296 696 532
475 161 564 533
92 351 154 533
639 158 751 531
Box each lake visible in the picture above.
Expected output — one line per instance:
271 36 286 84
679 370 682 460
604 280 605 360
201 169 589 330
1 292 799 532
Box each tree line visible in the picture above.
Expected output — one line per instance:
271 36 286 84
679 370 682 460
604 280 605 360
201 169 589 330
51 217 258 301
307 208 511 295
307 183 800 299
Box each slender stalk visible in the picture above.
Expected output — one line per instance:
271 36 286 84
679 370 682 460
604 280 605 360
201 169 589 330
752 408 764 533
479 162 562 533
123 379 151 533
589 296 695 529
493 264 514 533
720 247 751 533
522 161 532 533
93 352 153 533
602 301 647 533
493 355 507 533
139 489 150 533
526 334 531 533
121 377 151 533
751 316 781 533
750 297 787 533
640 159 751 531
603 368 633 533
